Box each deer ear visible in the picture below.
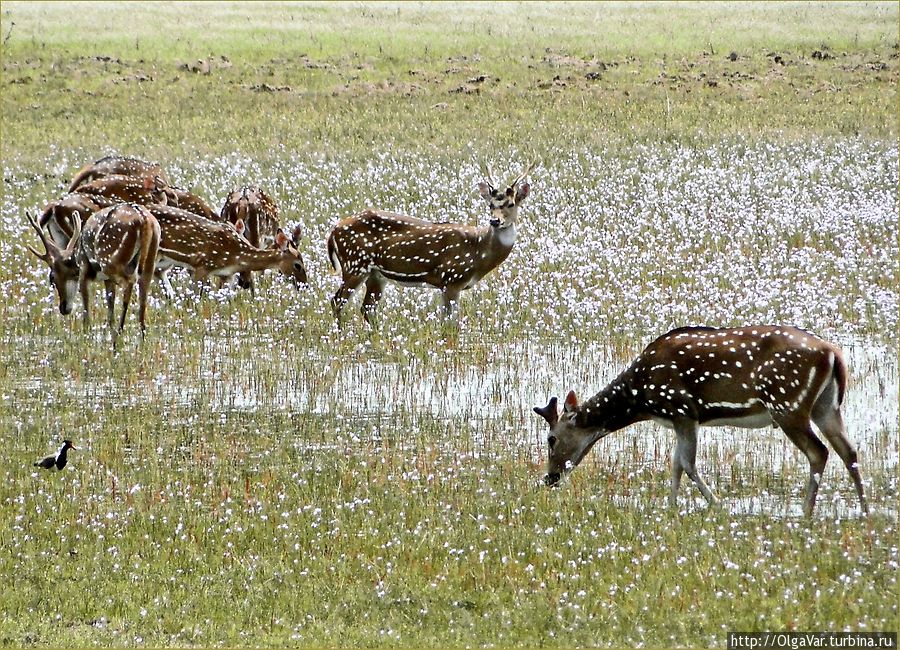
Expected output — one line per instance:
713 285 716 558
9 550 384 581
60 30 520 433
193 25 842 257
478 182 493 202
515 182 530 205
564 390 578 412
275 229 289 250
292 224 302 245
533 397 559 427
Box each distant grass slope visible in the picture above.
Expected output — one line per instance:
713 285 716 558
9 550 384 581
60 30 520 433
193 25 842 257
2 1 897 161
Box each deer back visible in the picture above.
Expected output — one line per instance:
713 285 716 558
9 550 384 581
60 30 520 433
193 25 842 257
329 210 498 287
164 186 218 220
68 156 168 192
80 204 160 282
76 174 169 205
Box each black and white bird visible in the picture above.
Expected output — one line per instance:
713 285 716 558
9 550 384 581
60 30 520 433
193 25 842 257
34 440 76 471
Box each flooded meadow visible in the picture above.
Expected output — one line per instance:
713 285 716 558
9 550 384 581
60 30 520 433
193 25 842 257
0 137 897 646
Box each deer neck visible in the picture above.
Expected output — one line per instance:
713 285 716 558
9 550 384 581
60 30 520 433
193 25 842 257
577 369 644 434
472 222 516 273
227 245 282 273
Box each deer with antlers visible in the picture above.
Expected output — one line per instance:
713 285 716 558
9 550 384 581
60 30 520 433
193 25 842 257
147 204 307 288
220 186 283 292
533 326 868 517
26 204 160 346
68 155 168 192
327 162 534 324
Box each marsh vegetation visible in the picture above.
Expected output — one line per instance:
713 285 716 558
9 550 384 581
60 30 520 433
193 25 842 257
1 2 897 646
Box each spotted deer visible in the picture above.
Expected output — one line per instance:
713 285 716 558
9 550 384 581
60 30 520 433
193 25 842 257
26 204 161 346
68 155 168 192
327 162 534 324
146 204 306 288
220 186 282 292
75 174 170 205
533 326 868 517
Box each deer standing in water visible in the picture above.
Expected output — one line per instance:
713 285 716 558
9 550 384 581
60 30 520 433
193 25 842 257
68 155 168 192
533 326 868 517
326 162 534 324
220 186 283 292
26 204 160 347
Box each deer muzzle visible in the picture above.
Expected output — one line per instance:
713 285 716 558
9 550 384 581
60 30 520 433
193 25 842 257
544 472 561 487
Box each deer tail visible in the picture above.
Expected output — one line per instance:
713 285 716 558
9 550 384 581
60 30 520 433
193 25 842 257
138 211 161 279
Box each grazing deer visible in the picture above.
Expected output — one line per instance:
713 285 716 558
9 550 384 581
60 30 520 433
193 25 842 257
327 162 533 324
533 326 868 517
220 186 282 292
26 204 161 345
68 155 168 192
75 174 169 205
146 204 307 288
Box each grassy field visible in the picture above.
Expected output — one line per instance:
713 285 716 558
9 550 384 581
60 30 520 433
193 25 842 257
1 2 898 647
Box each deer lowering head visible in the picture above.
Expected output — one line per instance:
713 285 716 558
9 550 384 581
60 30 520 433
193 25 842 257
148 205 307 288
25 210 83 315
327 161 535 325
68 155 169 193
533 326 868 517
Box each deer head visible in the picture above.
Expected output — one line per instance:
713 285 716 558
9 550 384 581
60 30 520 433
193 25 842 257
534 390 606 486
26 211 82 315
478 161 535 228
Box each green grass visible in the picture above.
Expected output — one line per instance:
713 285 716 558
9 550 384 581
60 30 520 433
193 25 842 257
0 1 898 647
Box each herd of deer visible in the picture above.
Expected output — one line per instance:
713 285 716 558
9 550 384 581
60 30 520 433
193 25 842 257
25 156 868 516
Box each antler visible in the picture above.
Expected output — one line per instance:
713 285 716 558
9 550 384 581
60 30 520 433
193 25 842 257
511 160 537 188
63 212 83 255
533 396 559 427
479 161 498 190
25 211 55 261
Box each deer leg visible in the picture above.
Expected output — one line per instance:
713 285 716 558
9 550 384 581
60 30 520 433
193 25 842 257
103 279 117 331
119 281 134 334
440 287 461 320
673 419 718 505
812 405 868 514
157 268 175 301
237 271 255 296
778 416 829 517
137 273 153 338
331 275 365 324
361 275 386 326
670 442 685 507
79 272 92 333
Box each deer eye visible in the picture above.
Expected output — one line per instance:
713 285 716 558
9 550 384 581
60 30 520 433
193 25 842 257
547 435 557 449
293 262 304 271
